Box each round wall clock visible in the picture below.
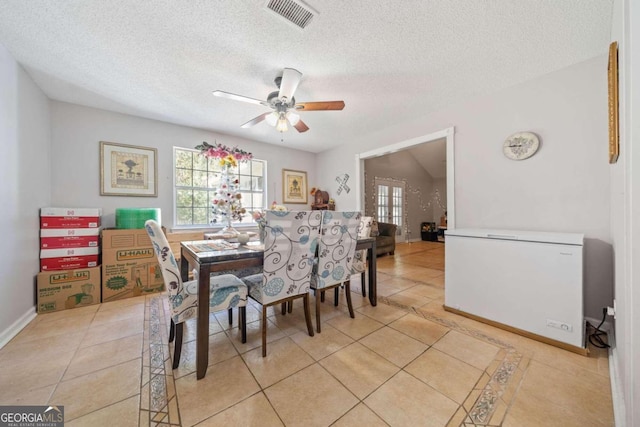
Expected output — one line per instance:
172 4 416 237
503 132 540 160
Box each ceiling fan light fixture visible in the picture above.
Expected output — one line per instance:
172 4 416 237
276 118 289 133
286 111 300 125
265 111 279 126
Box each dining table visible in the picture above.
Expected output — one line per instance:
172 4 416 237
180 236 377 379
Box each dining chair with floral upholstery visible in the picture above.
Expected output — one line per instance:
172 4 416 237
311 211 361 333
144 219 248 369
351 216 373 297
240 210 322 357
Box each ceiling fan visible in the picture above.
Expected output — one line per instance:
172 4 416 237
213 68 345 133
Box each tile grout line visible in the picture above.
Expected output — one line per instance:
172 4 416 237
46 307 100 411
144 245 517 426
376 295 528 426
36 302 144 422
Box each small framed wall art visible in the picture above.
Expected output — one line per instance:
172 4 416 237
100 141 158 197
608 41 619 164
282 169 308 204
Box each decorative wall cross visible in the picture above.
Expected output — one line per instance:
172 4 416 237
335 173 350 194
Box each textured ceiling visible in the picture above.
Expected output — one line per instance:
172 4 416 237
0 1 612 153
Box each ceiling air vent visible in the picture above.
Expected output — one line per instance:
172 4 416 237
265 0 318 29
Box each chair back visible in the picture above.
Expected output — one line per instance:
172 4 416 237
145 220 195 321
351 216 373 273
357 216 373 239
315 211 361 289
259 210 323 305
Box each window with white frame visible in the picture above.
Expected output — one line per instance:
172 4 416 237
174 147 266 227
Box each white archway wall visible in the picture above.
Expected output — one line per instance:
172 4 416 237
314 55 611 321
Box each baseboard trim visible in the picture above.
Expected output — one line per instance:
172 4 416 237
401 238 442 243
606 328 626 427
0 307 37 349
443 305 589 356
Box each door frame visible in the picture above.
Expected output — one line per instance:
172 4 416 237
374 177 407 241
354 126 456 230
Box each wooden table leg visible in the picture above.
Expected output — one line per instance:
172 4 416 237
368 241 377 306
196 264 211 379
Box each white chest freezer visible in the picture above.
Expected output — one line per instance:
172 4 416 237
444 229 585 351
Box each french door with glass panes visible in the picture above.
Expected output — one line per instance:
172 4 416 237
375 179 405 241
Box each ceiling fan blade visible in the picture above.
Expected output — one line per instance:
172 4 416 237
293 119 309 133
241 112 270 128
295 101 345 111
278 68 302 101
213 90 269 107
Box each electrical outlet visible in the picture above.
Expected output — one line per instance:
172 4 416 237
606 300 617 319
546 319 573 332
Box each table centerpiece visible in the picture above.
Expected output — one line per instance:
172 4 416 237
196 141 253 237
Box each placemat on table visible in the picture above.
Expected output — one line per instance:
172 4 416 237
187 241 240 252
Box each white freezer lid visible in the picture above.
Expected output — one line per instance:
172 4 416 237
445 228 584 246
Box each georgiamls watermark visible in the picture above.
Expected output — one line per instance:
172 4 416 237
0 406 64 427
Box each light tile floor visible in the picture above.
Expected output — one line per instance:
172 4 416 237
0 242 614 426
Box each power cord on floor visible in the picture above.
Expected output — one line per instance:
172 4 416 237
585 308 610 349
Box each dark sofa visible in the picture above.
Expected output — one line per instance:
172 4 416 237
376 222 397 256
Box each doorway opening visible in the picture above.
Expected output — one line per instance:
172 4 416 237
354 126 455 235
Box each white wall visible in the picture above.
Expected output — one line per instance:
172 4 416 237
0 44 51 340
628 0 640 417
610 0 638 424
50 102 317 229
318 55 612 320
628 1 640 420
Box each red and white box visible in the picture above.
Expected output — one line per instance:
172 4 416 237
40 228 102 249
40 247 101 271
40 216 101 229
40 207 102 229
40 208 103 217
40 255 100 271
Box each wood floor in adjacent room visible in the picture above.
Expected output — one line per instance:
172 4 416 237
0 241 614 426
